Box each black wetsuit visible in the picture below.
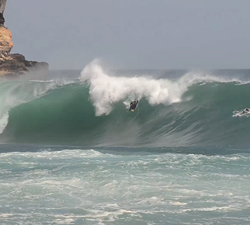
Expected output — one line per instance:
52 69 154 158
129 100 138 111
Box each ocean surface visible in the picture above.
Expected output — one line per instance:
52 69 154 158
0 62 250 224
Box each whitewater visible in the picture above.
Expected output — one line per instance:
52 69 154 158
0 62 250 224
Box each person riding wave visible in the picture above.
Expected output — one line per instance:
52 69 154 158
243 108 250 114
129 100 139 111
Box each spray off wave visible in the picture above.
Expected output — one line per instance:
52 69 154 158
0 61 250 149
80 61 241 116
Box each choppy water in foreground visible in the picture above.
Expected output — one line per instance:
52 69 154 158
0 147 250 225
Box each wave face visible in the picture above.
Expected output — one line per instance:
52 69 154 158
1 63 250 148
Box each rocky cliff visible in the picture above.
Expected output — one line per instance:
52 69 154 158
0 0 48 77
0 26 12 54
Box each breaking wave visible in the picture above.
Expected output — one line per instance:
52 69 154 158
0 61 250 148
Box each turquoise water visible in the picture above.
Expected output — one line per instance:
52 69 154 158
0 147 250 225
0 65 250 224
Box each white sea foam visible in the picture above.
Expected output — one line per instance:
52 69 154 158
0 113 8 134
80 60 244 116
80 61 186 115
0 148 249 224
0 149 106 159
232 109 250 118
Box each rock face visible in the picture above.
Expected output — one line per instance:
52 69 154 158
0 53 49 76
0 13 4 25
0 0 7 26
0 26 13 54
0 0 49 77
